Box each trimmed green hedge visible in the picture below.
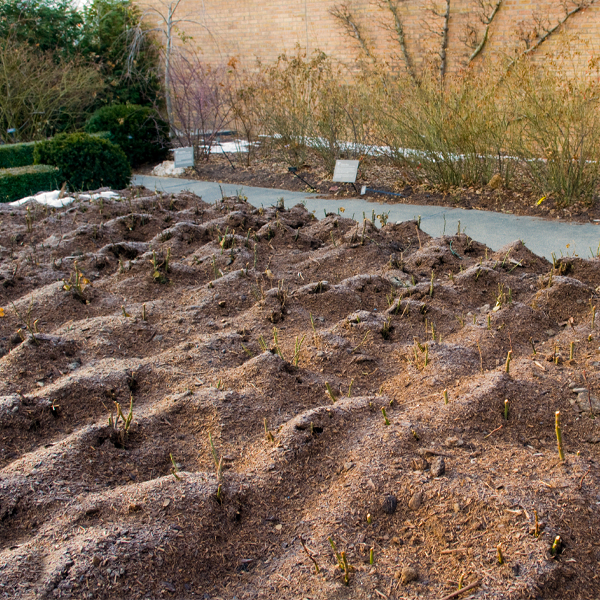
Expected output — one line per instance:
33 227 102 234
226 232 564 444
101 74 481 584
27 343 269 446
85 104 169 167
0 142 36 169
0 165 60 203
34 132 131 191
0 137 107 170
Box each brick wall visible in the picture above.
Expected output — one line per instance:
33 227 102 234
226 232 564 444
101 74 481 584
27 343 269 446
139 0 600 74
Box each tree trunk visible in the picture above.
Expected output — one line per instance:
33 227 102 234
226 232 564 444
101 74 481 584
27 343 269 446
439 0 450 85
164 3 174 136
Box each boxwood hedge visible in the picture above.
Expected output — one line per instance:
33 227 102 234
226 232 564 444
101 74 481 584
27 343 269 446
0 142 36 169
34 132 131 191
0 165 60 203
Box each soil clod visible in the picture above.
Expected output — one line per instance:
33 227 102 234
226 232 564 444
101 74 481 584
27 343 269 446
383 494 398 515
408 491 424 511
430 456 446 477
401 565 419 584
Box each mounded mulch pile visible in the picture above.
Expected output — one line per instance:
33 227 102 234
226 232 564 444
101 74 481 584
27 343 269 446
1 188 600 599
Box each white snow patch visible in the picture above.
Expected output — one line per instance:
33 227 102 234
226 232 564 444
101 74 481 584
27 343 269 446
209 140 251 154
151 140 252 177
11 190 120 208
151 161 186 177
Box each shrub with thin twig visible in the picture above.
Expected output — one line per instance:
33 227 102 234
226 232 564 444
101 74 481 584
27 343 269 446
507 59 600 206
372 63 512 189
168 49 232 163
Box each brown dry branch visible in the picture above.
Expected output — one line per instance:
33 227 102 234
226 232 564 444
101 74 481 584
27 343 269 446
555 411 565 461
484 424 503 439
329 4 375 60
507 0 597 72
582 370 594 417
468 0 503 63
299 536 320 573
379 0 417 81
579 468 591 489
439 579 482 600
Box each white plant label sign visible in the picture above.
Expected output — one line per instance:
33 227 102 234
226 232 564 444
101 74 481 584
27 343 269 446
332 159 359 183
174 146 194 168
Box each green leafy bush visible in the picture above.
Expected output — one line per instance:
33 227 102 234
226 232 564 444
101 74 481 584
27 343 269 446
0 165 60 203
0 0 83 58
34 132 131 191
0 142 36 169
85 104 169 166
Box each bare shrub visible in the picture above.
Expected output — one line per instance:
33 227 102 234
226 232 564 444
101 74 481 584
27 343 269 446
506 59 600 206
310 68 373 174
253 48 373 173
254 49 325 169
371 63 513 189
167 49 232 163
168 42 600 207
225 58 262 166
0 39 104 143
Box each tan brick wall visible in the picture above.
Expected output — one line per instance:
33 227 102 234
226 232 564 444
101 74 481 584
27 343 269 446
138 0 600 74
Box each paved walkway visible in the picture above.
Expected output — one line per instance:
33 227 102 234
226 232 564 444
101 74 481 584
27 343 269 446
133 175 600 261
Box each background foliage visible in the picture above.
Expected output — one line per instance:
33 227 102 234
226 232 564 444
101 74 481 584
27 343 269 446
85 104 169 166
0 0 162 142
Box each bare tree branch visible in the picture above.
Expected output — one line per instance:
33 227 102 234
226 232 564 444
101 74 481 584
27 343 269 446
330 3 375 60
379 0 417 81
468 0 502 62
478 0 502 25
128 0 218 133
423 0 451 82
439 0 450 82
507 0 597 71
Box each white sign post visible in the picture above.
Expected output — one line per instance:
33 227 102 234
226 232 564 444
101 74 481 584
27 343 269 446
332 159 360 183
174 146 194 169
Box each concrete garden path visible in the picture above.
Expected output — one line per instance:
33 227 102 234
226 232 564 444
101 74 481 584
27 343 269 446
133 174 600 262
